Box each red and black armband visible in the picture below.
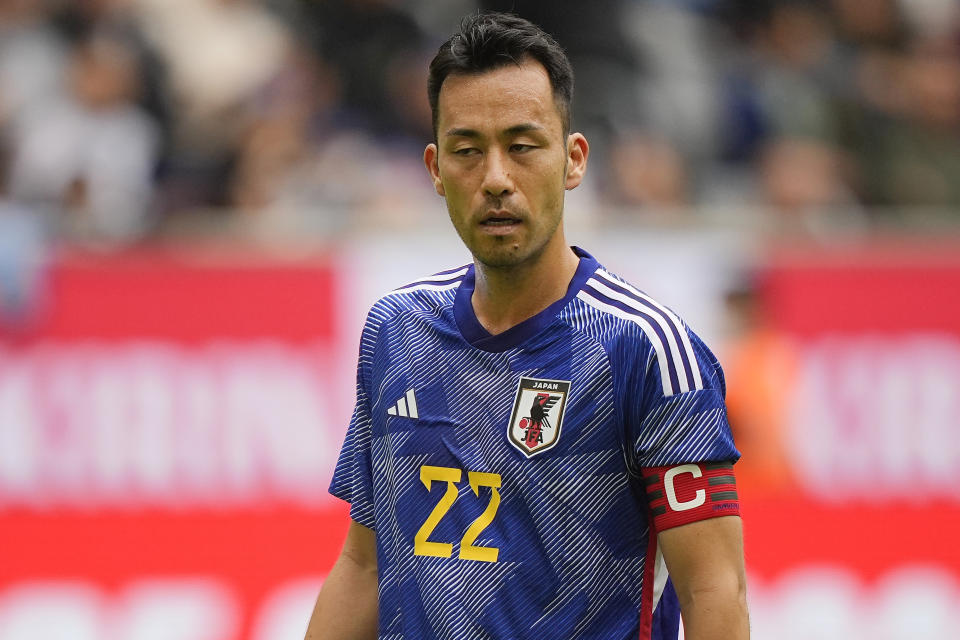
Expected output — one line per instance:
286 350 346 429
641 461 740 532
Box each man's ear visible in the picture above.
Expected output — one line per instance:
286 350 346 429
564 133 589 190
424 143 445 196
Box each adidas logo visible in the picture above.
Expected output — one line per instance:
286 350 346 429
387 388 419 419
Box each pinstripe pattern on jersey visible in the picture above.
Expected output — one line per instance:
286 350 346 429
576 275 703 397
373 281 523 639
330 254 737 640
330 383 377 528
593 269 703 391
635 392 732 467
391 266 470 295
575 290 679 396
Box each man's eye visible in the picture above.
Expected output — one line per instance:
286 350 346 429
510 144 535 153
453 148 479 156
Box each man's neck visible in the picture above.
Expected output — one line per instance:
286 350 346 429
471 245 580 336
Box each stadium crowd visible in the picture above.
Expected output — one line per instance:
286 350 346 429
0 0 959 248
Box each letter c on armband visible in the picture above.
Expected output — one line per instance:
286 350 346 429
664 464 706 512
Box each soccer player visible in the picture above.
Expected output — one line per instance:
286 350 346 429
305 12 748 640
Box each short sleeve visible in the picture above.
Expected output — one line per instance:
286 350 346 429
328 317 380 530
618 326 740 473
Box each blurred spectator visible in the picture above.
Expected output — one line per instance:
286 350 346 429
624 1 728 170
852 42 960 210
1 0 960 243
721 274 798 499
607 132 691 211
758 136 860 227
716 0 856 170
0 149 46 329
0 0 68 127
5 32 160 243
225 34 435 237
898 0 960 43
754 1 847 139
226 43 348 236
830 0 907 49
300 0 433 143
132 0 291 213
50 0 173 144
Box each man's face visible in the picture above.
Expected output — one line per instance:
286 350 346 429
424 60 587 269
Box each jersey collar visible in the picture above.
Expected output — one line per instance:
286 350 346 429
453 247 599 352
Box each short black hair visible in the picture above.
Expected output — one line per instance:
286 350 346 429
427 12 574 139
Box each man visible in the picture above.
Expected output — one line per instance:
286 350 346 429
305 12 748 640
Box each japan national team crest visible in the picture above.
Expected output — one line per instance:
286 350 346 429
507 377 571 457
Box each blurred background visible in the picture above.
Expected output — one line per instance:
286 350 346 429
1 0 959 638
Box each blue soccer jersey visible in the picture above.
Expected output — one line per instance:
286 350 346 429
330 247 740 640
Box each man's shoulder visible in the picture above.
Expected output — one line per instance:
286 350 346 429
574 262 714 397
365 263 470 324
573 264 687 336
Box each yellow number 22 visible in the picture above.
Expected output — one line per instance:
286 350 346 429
414 465 502 562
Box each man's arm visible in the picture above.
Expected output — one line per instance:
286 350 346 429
658 515 749 640
304 520 378 640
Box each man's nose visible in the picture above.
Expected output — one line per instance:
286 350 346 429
481 149 514 197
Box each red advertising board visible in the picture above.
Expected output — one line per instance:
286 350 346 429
736 242 960 636
0 249 348 639
1 242 959 639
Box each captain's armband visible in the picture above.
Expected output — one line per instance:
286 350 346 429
641 462 740 532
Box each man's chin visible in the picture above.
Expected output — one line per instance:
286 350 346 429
472 244 524 269
472 240 544 270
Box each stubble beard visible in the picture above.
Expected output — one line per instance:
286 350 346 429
447 197 564 271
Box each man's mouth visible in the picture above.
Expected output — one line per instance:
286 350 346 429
481 211 521 226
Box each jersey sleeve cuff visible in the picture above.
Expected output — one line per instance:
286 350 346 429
329 484 377 531
641 461 740 532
